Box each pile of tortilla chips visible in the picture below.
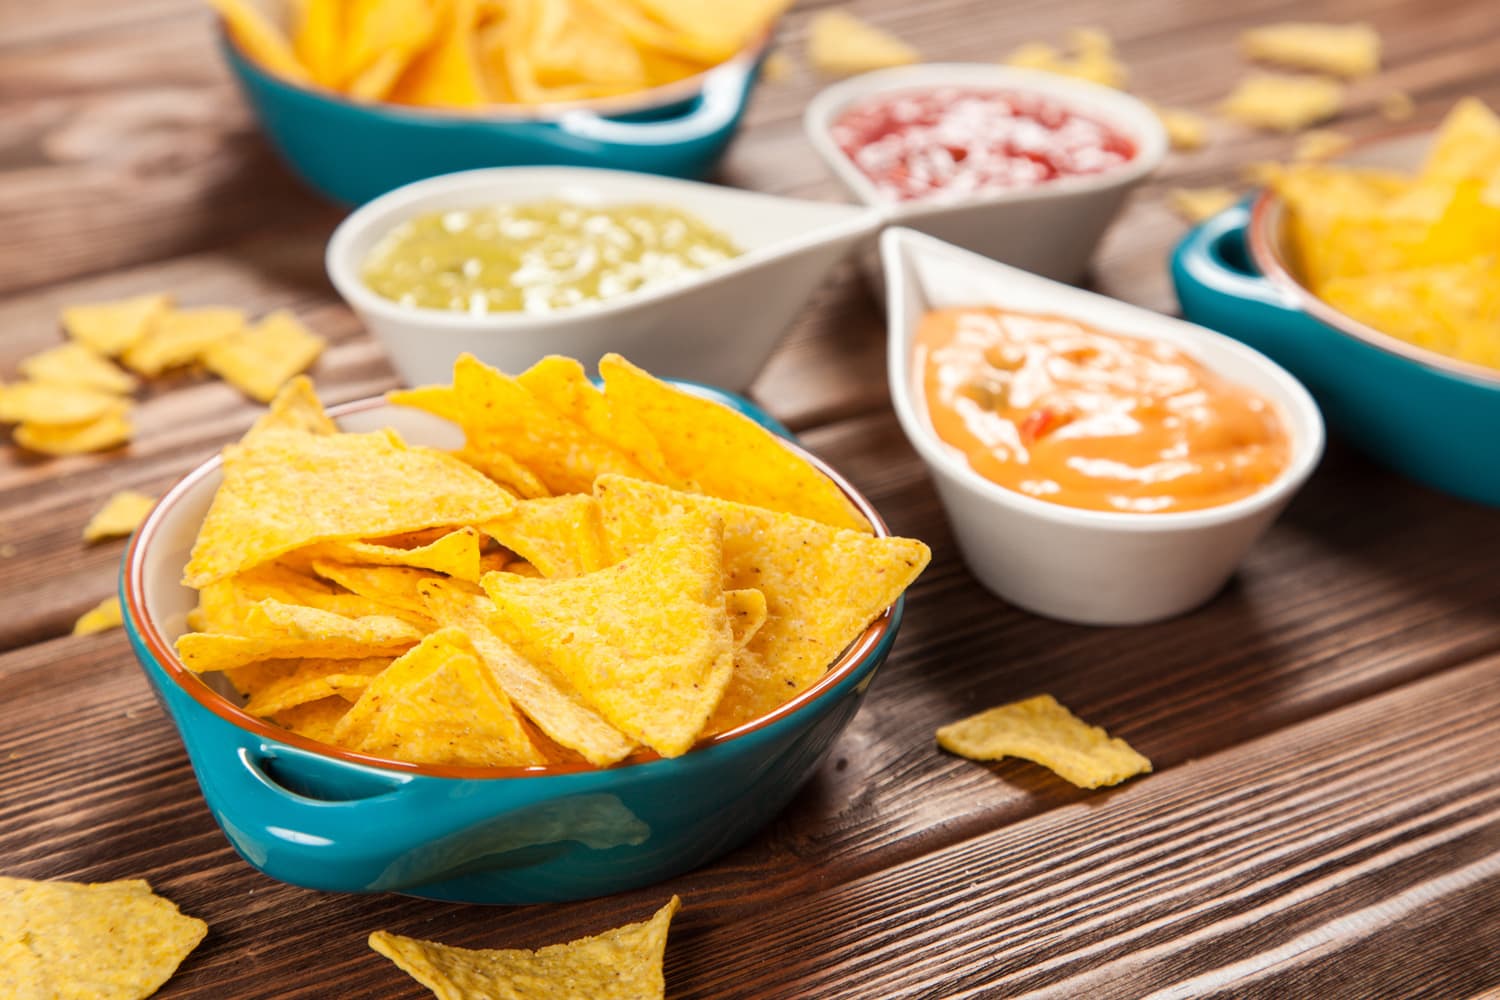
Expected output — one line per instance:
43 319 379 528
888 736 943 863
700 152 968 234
176 354 929 768
1270 98 1500 371
211 0 791 109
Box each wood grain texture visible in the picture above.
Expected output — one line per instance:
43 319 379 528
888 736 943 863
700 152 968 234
3 0 1500 996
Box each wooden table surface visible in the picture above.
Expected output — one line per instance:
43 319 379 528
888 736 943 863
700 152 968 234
4 0 1500 997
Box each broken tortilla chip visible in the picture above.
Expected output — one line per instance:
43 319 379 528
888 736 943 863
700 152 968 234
808 9 918 76
73 596 124 635
1240 22 1380 79
936 694 1152 789
83 490 157 542
15 408 133 455
61 293 171 357
121 307 245 377
19 341 138 395
202 309 326 403
1219 73 1344 132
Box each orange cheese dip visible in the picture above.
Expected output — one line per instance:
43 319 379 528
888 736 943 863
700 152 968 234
915 306 1290 513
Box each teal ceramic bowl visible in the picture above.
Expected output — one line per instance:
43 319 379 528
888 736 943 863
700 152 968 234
122 388 903 903
1172 142 1500 507
220 27 768 205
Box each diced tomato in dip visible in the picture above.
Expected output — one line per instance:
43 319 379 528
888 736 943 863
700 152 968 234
832 88 1136 202
915 306 1291 513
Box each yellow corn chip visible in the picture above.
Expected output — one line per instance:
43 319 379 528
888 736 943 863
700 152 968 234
1320 258 1500 371
483 508 735 758
198 561 429 633
293 0 343 84
275 696 350 742
635 0 790 62
0 381 125 425
342 0 439 85
456 445 552 499
175 599 423 671
202 309 326 403
1293 129 1352 162
389 0 486 108
1419 97 1500 191
420 578 636 765
1167 186 1239 223
517 355 673 481
120 306 245 377
937 694 1152 789
479 495 611 579
1004 28 1127 89
240 656 392 717
1240 22 1381 78
83 490 156 543
16 407 133 455
1379 90 1415 122
524 0 648 89
0 876 206 1000
1154 106 1208 151
392 354 649 495
809 9 918 76
599 353 871 533
61 293 171 357
1219 73 1344 132
370 895 679 1000
305 526 485 582
183 426 513 587
725 587 767 648
333 629 547 767
209 0 312 82
761 48 793 83
580 0 723 65
246 374 339 440
595 475 929 734
19 341 138 394
73 595 123 635
310 560 450 626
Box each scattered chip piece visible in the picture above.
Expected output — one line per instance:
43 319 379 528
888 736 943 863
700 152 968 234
809 9 919 77
61 293 172 357
0 381 125 425
1155 105 1209 151
936 694 1152 789
121 307 245 377
16 407 133 455
84 490 157 543
247 374 339 440
202 309 326 403
0 875 207 1000
370 895 679 1000
1219 73 1344 132
1004 27 1127 89
1379 90 1415 122
1240 22 1380 78
177 600 424 671
761 48 794 83
1167 186 1240 223
73 596 124 635
19 341 138 394
1293 128 1353 162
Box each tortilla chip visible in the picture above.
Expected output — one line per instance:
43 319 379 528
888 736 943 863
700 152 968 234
0 876 206 1000
240 656 392 717
333 629 547 767
482 508 733 757
175 600 423 671
1004 28 1127 89
16 408 133 455
388 0 486 108
209 0 312 81
370 895 679 1000
293 0 343 84
202 310 326 403
1167 186 1239 223
761 48 793 83
1420 97 1500 192
309 560 449 625
83 490 156 543
1155 106 1208 151
274 696 350 742
120 307 245 377
725 587 767 648
61 293 171 357
808 9 918 76
455 445 551 499
246 375 339 440
391 354 649 495
1219 73 1344 132
599 354 871 533
1240 22 1381 78
198 560 432 633
478 495 611 579
182 426 513 587
19 341 138 394
634 0 789 61
517 355 672 481
73 596 123 635
937 695 1151 789
594 475 929 733
1293 129 1352 162
420 578 636 765
0 381 125 425
305 526 485 583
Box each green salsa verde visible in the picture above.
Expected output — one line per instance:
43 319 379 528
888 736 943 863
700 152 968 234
361 200 742 314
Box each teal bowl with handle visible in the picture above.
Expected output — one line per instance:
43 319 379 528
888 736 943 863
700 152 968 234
1172 183 1500 507
220 28 767 205
121 387 903 903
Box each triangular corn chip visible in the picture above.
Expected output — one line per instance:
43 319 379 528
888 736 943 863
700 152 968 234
936 694 1152 789
240 656 392 716
1419 97 1500 191
389 0 486 108
203 309 326 403
183 427 513 587
456 445 551 499
310 560 451 625
808 10 918 77
1218 73 1344 132
333 629 547 767
293 0 344 85
72 596 124 635
175 599 423 671
16 407 133 455
420 579 635 765
517 355 672 481
599 354 871 532
246 375 339 440
60 293 171 357
634 0 789 63
121 307 245 376
479 496 611 578
0 381 125 425
274 696 351 742
198 561 432 633
1239 22 1381 78
209 0 312 82
595 475 929 733
370 896 679 1000
0 876 206 1000
83 490 156 543
391 354 649 495
481 508 734 757
19 341 137 394
304 526 485 582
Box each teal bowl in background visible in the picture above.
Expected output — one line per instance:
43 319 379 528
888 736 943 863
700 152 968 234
220 31 767 205
121 387 904 904
1172 198 1500 508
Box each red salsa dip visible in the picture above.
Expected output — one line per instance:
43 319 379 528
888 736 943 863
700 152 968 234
831 87 1136 202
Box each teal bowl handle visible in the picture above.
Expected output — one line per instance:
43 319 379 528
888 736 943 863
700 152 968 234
555 55 758 148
